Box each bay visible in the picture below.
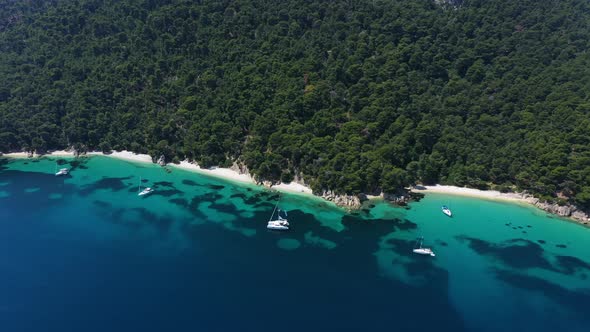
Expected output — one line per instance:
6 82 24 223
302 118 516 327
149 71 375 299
0 156 588 331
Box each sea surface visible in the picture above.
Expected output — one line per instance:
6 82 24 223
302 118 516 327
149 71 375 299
0 156 589 332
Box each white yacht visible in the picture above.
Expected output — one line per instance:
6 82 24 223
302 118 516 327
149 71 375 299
413 237 435 257
138 187 154 196
441 205 452 217
137 177 154 196
267 198 289 230
55 168 69 176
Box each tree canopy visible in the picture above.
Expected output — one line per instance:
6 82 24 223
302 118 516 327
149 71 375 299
1 0 589 209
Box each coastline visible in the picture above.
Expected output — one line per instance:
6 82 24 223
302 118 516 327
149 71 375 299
412 185 529 204
2 150 588 225
1 150 317 198
412 185 589 226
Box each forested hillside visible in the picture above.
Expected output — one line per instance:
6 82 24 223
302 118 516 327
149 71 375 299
1 0 590 209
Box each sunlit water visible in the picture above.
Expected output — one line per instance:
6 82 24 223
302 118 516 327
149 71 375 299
0 156 588 331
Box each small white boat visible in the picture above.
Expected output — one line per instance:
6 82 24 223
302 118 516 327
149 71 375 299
137 177 154 196
413 237 435 257
267 219 289 230
442 205 452 217
55 168 69 176
138 187 154 196
267 198 289 230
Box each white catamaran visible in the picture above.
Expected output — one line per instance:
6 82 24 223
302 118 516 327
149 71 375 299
267 198 289 230
137 177 154 196
412 237 435 257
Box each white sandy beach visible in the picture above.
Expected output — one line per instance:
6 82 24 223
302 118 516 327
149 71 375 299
3 149 153 163
87 150 153 163
1 151 531 204
171 160 316 196
3 150 318 196
271 182 313 195
170 160 255 184
412 185 529 203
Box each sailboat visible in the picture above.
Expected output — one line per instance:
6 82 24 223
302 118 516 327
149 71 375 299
54 162 69 176
267 197 289 230
137 176 154 196
412 237 435 257
441 205 452 217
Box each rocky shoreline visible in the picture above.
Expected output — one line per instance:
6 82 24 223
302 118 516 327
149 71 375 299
526 196 589 225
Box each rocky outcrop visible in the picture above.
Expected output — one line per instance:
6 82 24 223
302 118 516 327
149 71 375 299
156 155 166 166
381 192 411 205
230 161 251 177
320 190 362 209
529 198 590 224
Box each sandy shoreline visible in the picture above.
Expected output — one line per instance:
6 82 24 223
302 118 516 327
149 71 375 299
2 150 153 163
2 150 589 224
0 151 532 203
412 185 529 203
2 150 316 197
170 160 255 184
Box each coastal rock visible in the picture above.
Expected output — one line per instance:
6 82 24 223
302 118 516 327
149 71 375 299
572 210 590 222
320 190 362 209
157 155 166 166
506 191 590 225
534 202 572 217
230 161 250 177
261 180 274 188
382 192 410 205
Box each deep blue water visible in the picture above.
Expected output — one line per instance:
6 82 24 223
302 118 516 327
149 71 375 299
0 157 589 331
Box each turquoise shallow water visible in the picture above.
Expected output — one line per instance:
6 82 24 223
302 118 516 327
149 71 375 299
0 156 589 331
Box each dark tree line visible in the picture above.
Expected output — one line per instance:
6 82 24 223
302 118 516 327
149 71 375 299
1 0 590 209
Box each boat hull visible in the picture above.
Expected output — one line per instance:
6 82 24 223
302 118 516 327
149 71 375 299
267 225 289 230
413 249 435 257
138 189 153 196
442 206 452 217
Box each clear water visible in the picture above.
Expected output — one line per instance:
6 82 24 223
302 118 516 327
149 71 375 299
0 156 588 331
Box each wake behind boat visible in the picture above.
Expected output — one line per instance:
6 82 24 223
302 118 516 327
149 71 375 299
442 205 452 217
267 197 289 230
413 237 435 257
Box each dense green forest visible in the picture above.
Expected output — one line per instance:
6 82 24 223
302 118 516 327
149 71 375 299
1 0 590 209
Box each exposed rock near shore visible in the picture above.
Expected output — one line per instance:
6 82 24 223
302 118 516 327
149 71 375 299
319 190 362 209
525 196 590 224
381 192 412 205
230 161 252 178
156 155 166 166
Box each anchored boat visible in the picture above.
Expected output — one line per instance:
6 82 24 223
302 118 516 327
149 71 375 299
413 237 435 257
442 205 452 217
267 197 289 230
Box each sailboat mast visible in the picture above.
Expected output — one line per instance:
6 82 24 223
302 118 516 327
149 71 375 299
268 198 280 222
